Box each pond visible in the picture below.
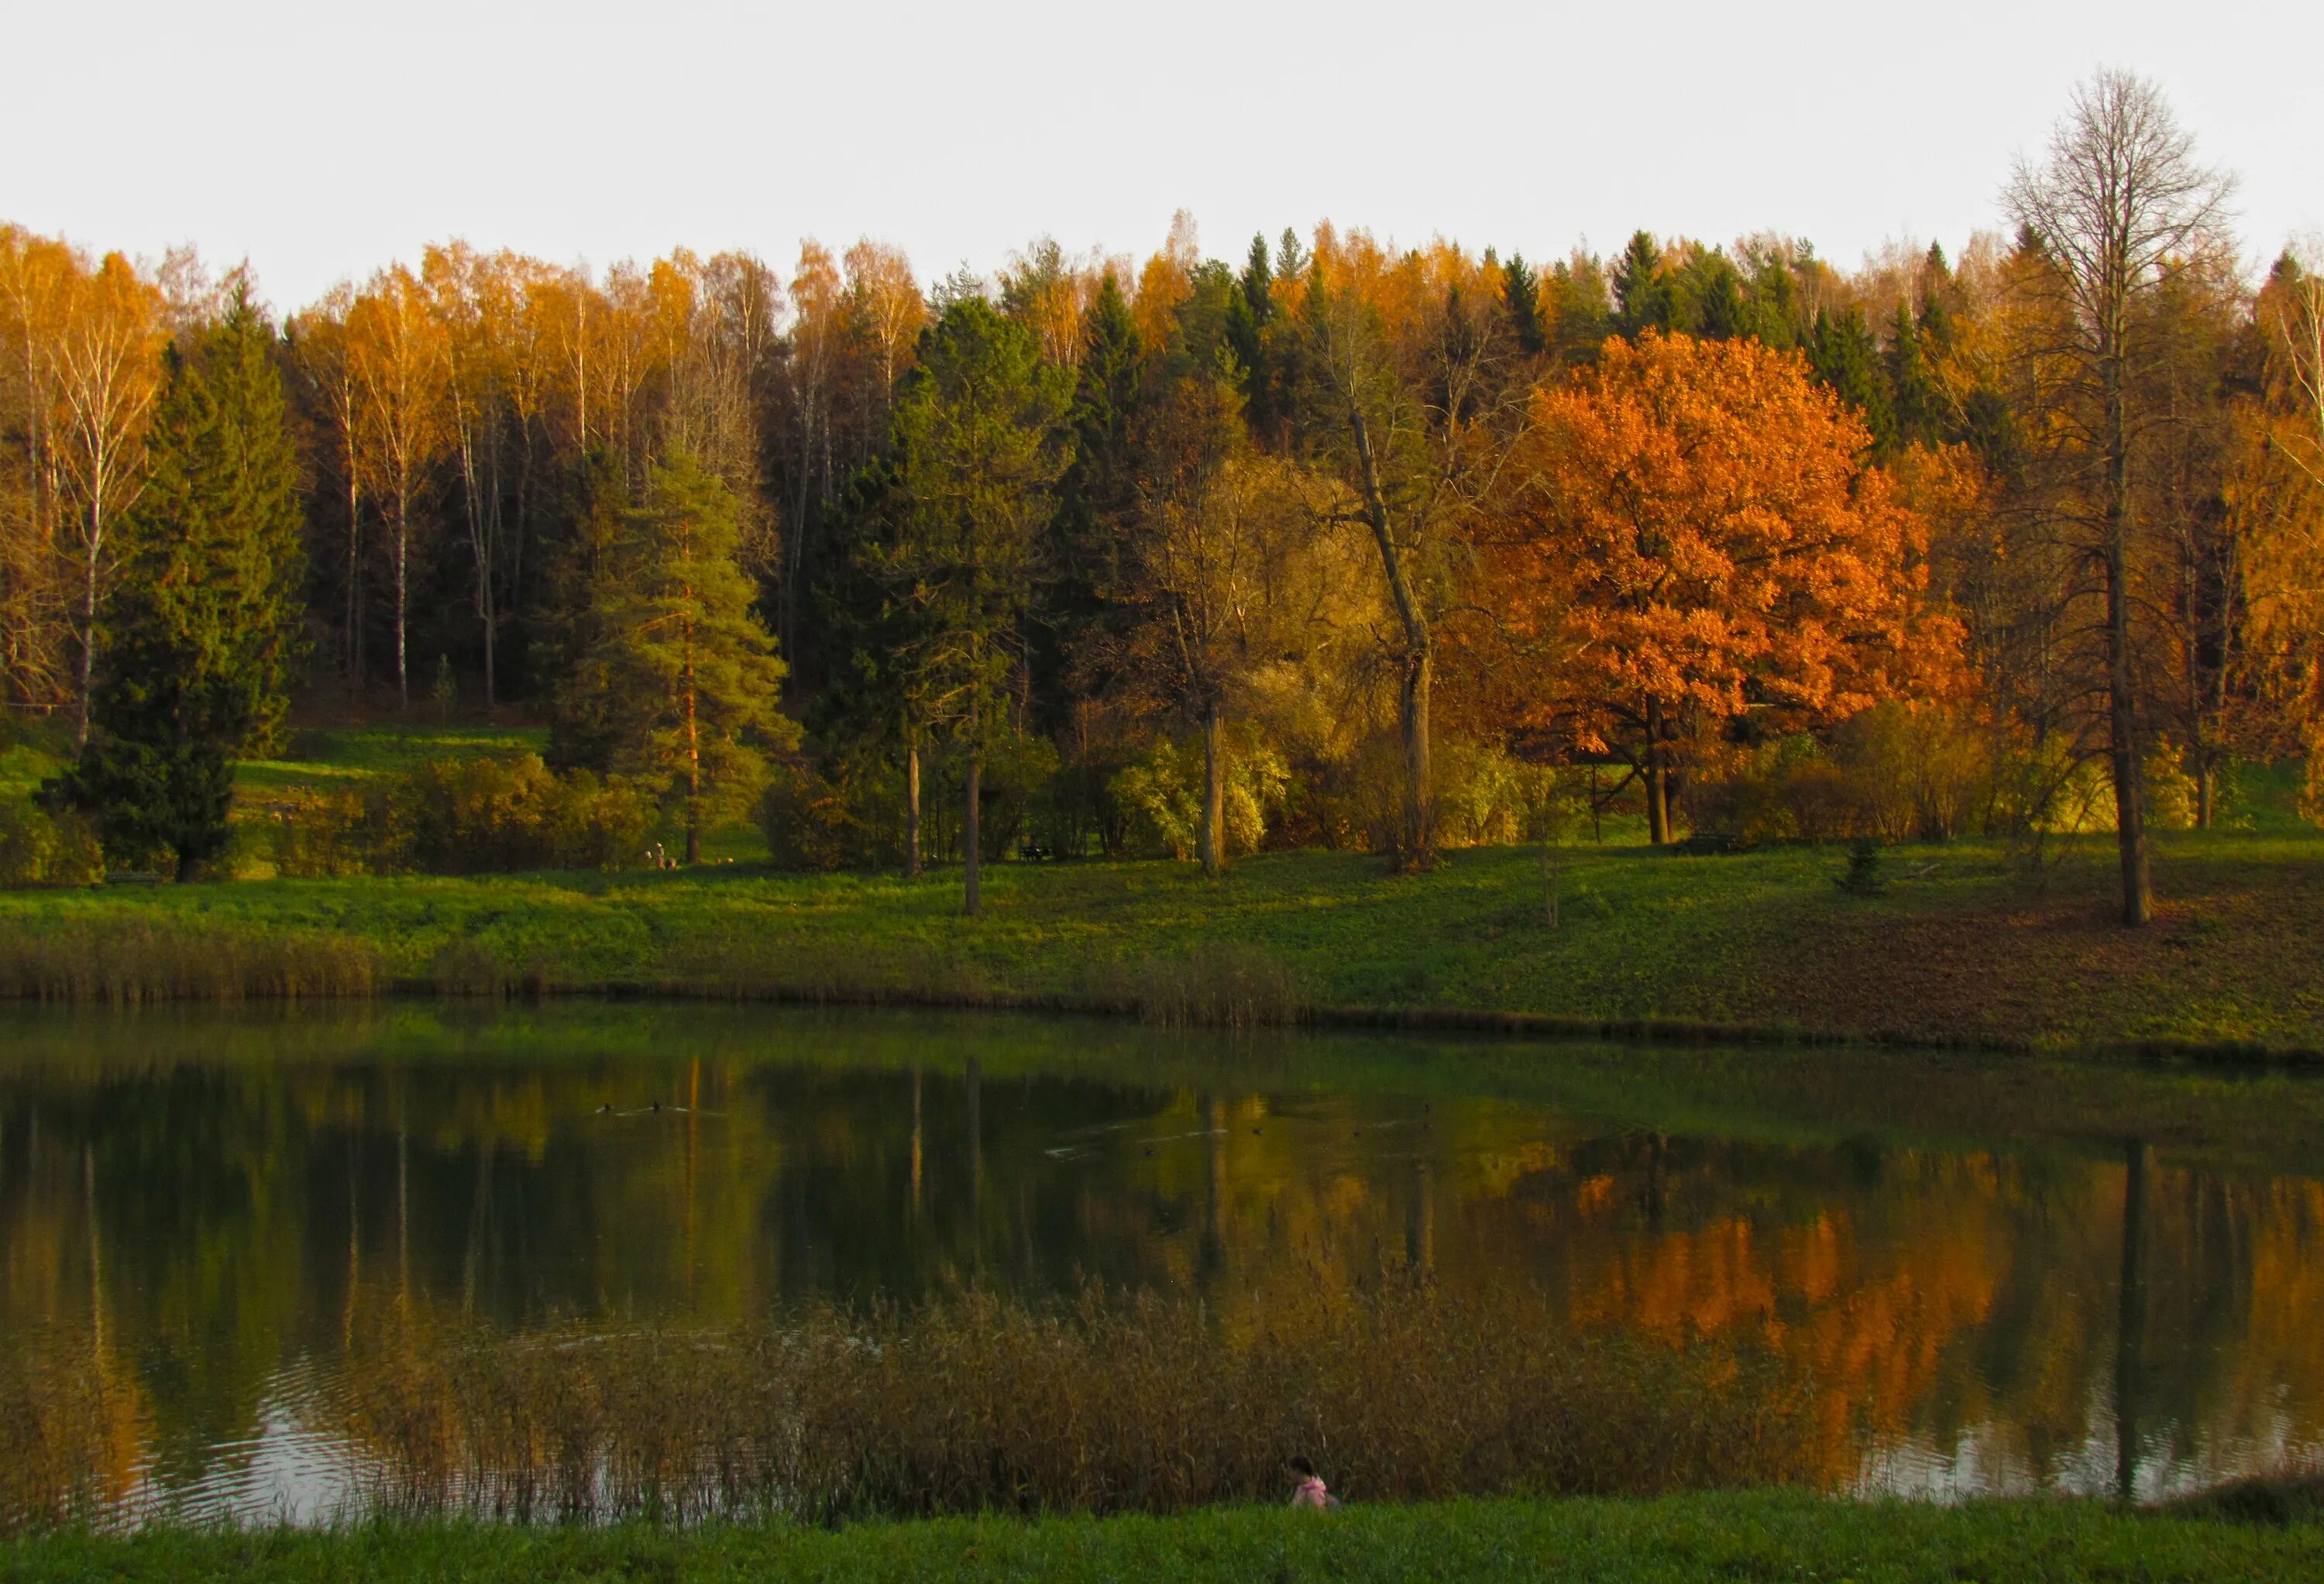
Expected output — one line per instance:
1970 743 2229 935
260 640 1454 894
2 1002 2319 1525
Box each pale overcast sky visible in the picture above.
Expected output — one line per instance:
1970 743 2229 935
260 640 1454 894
6 0 2319 311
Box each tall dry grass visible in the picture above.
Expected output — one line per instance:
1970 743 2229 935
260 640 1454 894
332 1279 1815 1524
0 919 385 1004
1100 943 1307 1030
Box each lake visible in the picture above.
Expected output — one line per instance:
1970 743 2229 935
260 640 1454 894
2 1002 2319 1524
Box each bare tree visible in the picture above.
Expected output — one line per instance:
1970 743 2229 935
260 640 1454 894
2005 69 2236 926
45 252 164 744
347 265 448 711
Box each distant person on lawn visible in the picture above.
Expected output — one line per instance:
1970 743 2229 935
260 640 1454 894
1288 1455 1336 1508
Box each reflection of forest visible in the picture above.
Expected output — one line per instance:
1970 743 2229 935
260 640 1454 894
3 1043 2322 1514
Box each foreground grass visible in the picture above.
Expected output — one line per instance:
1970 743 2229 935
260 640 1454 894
10 1493 2322 1582
2 829 2321 1052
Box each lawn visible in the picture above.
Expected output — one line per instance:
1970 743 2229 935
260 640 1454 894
9 1492 2320 1582
2 723 2320 1053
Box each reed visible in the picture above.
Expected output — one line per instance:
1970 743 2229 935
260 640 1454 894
327 1278 1815 1526
1105 943 1307 1029
0 919 384 1004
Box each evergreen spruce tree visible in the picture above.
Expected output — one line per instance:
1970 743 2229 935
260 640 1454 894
1041 273 1143 725
588 453 794 863
1694 255 1747 341
1502 252 1545 355
1884 302 1941 449
1807 307 1896 453
50 281 304 880
873 297 1074 916
1611 231 1671 339
543 450 630 773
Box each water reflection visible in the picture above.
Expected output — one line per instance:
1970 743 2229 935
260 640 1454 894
1 1004 2320 1522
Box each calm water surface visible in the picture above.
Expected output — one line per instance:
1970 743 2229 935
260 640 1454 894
2 1003 2319 1522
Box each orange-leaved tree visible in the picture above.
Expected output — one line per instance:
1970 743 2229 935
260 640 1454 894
1493 331 1957 842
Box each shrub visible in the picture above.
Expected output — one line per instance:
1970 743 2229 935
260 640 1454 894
393 754 653 874
759 753 895 871
266 786 383 878
0 799 103 888
269 756 651 878
1831 703 1990 842
1110 732 1289 861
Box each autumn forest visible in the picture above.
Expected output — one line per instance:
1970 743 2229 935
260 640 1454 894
2 70 2319 930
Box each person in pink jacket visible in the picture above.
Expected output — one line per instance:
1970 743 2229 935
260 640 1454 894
1287 1455 1336 1508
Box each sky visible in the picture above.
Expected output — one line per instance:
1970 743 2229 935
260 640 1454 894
5 0 2319 313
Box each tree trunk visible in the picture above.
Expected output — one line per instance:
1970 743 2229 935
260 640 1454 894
1399 648 1433 869
904 737 923 878
394 494 410 712
683 607 700 865
2115 1139 2149 1502
1542 843 1559 929
1645 697 1671 846
1347 401 1436 871
2103 379 2153 926
2195 761 2213 830
74 527 97 747
1201 696 1225 878
963 749 982 918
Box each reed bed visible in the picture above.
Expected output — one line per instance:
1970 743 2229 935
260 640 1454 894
1107 943 1307 1029
0 1282 1813 1531
332 1279 1815 1526
0 919 385 1004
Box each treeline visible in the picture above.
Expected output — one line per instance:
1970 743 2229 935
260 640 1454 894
1 73 2319 919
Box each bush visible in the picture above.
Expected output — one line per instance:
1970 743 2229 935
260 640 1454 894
265 786 383 878
759 754 890 872
268 756 651 877
1690 735 1870 847
0 799 103 888
394 754 651 874
1111 732 1289 861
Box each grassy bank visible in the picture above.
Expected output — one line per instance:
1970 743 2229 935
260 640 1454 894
1 830 2320 1052
11 1492 2322 1582
0 723 2319 1051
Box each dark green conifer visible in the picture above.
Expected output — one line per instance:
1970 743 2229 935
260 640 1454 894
1502 252 1545 355
50 280 306 880
1611 231 1670 339
1807 307 1896 453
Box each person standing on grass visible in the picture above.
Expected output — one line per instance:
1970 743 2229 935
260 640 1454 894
1287 1456 1336 1508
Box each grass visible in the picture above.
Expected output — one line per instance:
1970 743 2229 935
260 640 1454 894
1 722 2320 1051
7 1492 2322 1582
0 830 2319 1052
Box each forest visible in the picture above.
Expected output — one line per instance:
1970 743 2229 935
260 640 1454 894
2 71 2319 928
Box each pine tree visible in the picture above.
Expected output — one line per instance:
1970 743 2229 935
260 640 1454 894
872 297 1074 915
543 450 629 773
1808 308 1896 453
1611 231 1670 340
1042 273 1143 726
1502 252 1545 355
588 453 793 863
1693 255 1747 341
1884 302 1941 449
50 281 304 880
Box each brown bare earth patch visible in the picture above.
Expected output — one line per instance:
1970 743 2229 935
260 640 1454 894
1753 854 2324 1050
